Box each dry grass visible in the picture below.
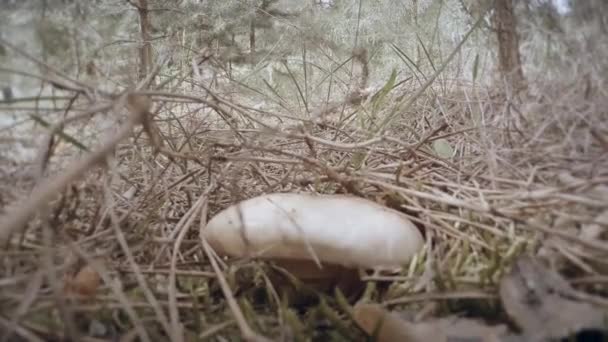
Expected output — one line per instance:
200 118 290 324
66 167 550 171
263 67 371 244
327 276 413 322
1 47 607 341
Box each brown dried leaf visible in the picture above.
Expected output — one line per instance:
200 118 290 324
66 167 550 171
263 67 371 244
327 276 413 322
499 254 607 341
64 264 102 297
353 303 510 342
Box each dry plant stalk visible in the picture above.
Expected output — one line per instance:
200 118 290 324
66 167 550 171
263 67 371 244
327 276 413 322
200 225 273 342
0 94 150 244
168 188 215 342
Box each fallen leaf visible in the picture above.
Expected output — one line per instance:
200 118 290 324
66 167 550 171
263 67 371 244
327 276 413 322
353 304 411 341
64 264 101 297
499 255 608 341
432 139 454 159
353 303 510 342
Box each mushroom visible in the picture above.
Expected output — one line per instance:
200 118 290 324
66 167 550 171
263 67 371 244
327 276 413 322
202 192 424 296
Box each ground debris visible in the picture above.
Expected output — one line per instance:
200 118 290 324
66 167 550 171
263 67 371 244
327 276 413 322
499 254 608 341
353 303 513 342
353 254 608 342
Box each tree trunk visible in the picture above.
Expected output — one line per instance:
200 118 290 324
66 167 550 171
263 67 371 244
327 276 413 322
412 0 420 64
249 17 256 54
137 0 153 81
493 0 526 91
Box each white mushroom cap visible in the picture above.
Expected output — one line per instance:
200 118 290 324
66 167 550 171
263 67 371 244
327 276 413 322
202 193 424 270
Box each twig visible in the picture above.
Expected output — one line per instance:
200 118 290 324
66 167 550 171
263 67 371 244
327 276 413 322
0 271 44 342
383 290 496 306
0 316 46 342
0 95 137 244
168 189 212 342
67 242 152 342
0 48 165 243
200 223 272 342
103 164 173 338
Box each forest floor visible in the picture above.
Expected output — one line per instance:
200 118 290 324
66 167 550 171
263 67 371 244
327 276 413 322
1 53 607 341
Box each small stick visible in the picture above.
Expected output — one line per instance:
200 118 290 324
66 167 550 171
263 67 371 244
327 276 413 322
0 108 136 243
168 191 212 342
0 91 154 244
200 223 272 342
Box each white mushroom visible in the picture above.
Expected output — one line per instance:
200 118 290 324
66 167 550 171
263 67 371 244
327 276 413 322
202 193 424 272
